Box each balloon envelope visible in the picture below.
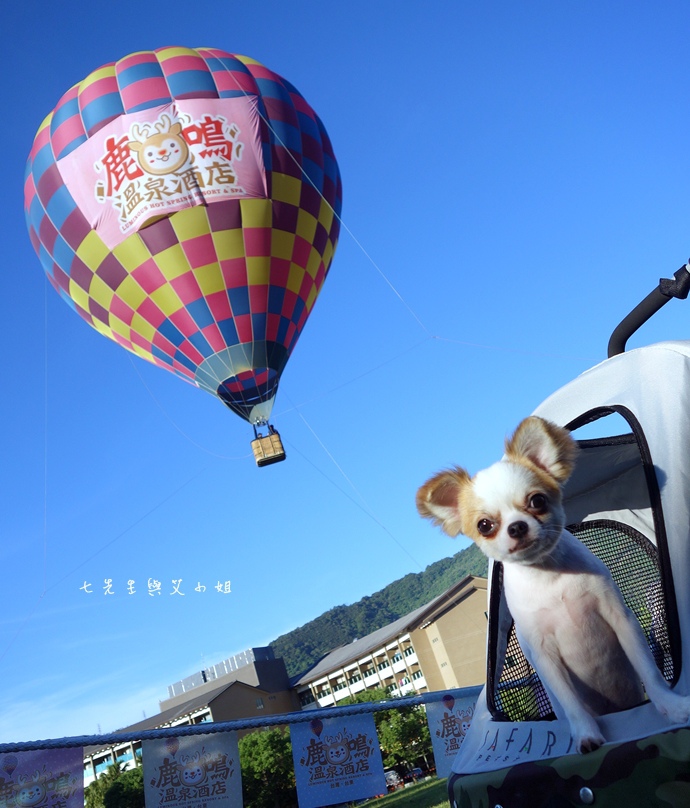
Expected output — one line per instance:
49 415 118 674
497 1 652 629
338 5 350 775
2 755 18 776
24 47 342 424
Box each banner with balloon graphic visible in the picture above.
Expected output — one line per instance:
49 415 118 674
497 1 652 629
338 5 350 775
425 691 476 778
0 749 83 808
290 716 386 808
142 734 241 808
57 98 268 251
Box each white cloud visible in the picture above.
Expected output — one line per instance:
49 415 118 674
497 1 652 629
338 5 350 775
0 674 168 745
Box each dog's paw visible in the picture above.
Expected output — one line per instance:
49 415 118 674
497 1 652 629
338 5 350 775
577 735 603 754
575 731 605 755
655 693 690 725
572 717 605 755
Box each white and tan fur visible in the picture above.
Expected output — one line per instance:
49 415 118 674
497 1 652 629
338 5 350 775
417 416 690 753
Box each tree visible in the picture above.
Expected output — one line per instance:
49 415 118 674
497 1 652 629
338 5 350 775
85 762 125 808
103 767 144 808
377 706 431 771
239 728 297 808
340 689 433 772
85 760 145 808
270 543 488 676
339 687 391 733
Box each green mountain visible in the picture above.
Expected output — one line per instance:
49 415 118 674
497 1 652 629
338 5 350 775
270 543 488 677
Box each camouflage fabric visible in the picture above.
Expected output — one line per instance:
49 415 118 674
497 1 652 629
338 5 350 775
448 727 690 807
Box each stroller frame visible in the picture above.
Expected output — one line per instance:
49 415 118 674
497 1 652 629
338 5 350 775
448 266 690 807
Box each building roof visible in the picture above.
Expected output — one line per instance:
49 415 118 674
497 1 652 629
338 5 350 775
84 679 261 756
291 575 486 686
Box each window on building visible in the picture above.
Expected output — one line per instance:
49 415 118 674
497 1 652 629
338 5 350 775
256 698 264 709
95 758 113 775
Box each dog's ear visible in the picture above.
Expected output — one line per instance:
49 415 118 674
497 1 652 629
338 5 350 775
505 416 578 483
416 467 470 537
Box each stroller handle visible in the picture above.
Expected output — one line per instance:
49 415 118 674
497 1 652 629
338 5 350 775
607 262 690 357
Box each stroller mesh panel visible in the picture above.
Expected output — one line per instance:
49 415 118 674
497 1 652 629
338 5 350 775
491 519 672 722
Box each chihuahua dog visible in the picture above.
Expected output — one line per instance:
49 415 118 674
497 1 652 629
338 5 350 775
417 416 690 753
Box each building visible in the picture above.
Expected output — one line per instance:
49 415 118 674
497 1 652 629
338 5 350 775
83 575 488 785
292 575 487 708
83 648 299 786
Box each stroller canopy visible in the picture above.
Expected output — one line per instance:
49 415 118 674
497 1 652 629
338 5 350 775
451 340 690 777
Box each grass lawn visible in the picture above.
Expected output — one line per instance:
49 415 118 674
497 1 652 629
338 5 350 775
360 778 449 807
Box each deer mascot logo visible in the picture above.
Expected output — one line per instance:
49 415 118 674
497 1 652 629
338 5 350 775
128 114 191 176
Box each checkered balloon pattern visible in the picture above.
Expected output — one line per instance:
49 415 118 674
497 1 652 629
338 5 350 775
24 47 342 424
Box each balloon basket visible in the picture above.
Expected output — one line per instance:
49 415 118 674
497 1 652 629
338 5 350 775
251 425 286 467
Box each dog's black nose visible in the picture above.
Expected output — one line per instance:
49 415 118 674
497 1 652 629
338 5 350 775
508 521 528 539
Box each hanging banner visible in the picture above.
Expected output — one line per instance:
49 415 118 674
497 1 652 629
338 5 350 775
142 733 242 808
57 96 267 249
0 748 83 808
426 692 477 778
291 715 386 808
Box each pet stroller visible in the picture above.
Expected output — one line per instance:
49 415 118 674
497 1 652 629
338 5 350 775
448 265 690 807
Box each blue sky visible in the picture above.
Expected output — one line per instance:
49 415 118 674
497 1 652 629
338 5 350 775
2 0 690 744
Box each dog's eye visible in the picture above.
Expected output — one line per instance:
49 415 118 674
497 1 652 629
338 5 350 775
529 493 547 512
477 518 496 537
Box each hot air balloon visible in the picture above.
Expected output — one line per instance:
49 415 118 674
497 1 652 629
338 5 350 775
2 754 18 777
24 47 342 466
